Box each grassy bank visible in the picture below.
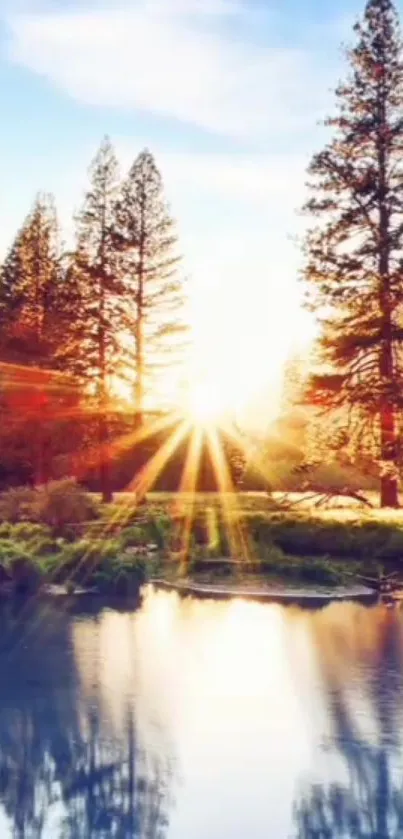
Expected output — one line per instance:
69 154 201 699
0 483 403 596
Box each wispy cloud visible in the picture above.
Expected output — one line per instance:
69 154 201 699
155 150 309 202
4 0 337 141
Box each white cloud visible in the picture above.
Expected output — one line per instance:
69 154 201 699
5 1 336 140
156 151 309 203
144 0 242 17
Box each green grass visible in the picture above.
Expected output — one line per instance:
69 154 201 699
1 490 403 595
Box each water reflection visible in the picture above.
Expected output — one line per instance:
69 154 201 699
0 591 403 837
292 604 403 838
0 597 174 838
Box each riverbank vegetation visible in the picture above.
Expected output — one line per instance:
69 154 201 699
1 481 403 597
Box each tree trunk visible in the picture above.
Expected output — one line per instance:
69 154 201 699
33 401 48 487
98 406 112 503
99 449 112 503
133 281 145 501
98 196 113 505
377 81 399 509
134 359 144 430
379 305 398 507
134 211 145 430
133 204 146 508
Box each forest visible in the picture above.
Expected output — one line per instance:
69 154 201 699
1 0 403 514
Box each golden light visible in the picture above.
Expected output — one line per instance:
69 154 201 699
173 427 204 568
186 380 229 427
206 427 250 561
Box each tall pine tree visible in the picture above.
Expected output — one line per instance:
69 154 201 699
303 0 403 507
0 195 84 484
0 194 63 366
116 149 188 426
72 137 123 501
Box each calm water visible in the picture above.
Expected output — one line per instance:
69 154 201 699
0 589 402 838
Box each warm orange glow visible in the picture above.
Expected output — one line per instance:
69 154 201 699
127 420 191 496
71 410 182 482
0 360 265 577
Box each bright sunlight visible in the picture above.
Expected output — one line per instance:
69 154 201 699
186 380 229 427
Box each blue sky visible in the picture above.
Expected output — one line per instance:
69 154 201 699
0 0 386 419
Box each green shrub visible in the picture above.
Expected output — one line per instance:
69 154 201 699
9 522 59 557
11 523 52 542
27 536 59 557
59 539 95 565
52 537 124 586
0 487 37 523
36 480 100 535
0 539 31 564
120 526 147 548
50 539 93 585
259 544 344 585
143 513 172 548
98 539 121 561
243 512 403 562
0 523 12 538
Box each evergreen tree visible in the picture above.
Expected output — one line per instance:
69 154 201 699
303 0 403 507
0 196 86 485
116 149 188 426
72 137 123 501
0 194 63 366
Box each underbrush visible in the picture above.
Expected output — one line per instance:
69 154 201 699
0 480 99 534
243 510 403 565
0 487 402 594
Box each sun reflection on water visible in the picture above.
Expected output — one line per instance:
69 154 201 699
66 595 403 838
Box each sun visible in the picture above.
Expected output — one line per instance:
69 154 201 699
186 381 228 427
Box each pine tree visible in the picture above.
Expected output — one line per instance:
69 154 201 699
303 0 403 508
0 195 85 485
0 194 63 366
72 137 123 501
116 149 188 426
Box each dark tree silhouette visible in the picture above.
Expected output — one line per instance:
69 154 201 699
303 0 403 507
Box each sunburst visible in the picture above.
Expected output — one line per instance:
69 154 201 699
0 359 267 630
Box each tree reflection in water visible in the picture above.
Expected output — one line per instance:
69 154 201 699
0 598 174 839
293 604 403 839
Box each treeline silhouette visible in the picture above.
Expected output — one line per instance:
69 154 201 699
0 140 189 499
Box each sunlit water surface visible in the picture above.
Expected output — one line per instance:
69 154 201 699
0 587 402 838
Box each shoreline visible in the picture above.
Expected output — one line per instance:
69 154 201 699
0 579 382 610
151 579 380 608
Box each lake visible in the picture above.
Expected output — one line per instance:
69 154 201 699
0 587 402 838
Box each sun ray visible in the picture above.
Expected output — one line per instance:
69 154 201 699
70 410 183 485
127 419 191 497
205 427 251 563
10 418 192 653
220 418 275 490
13 419 192 649
173 426 204 570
